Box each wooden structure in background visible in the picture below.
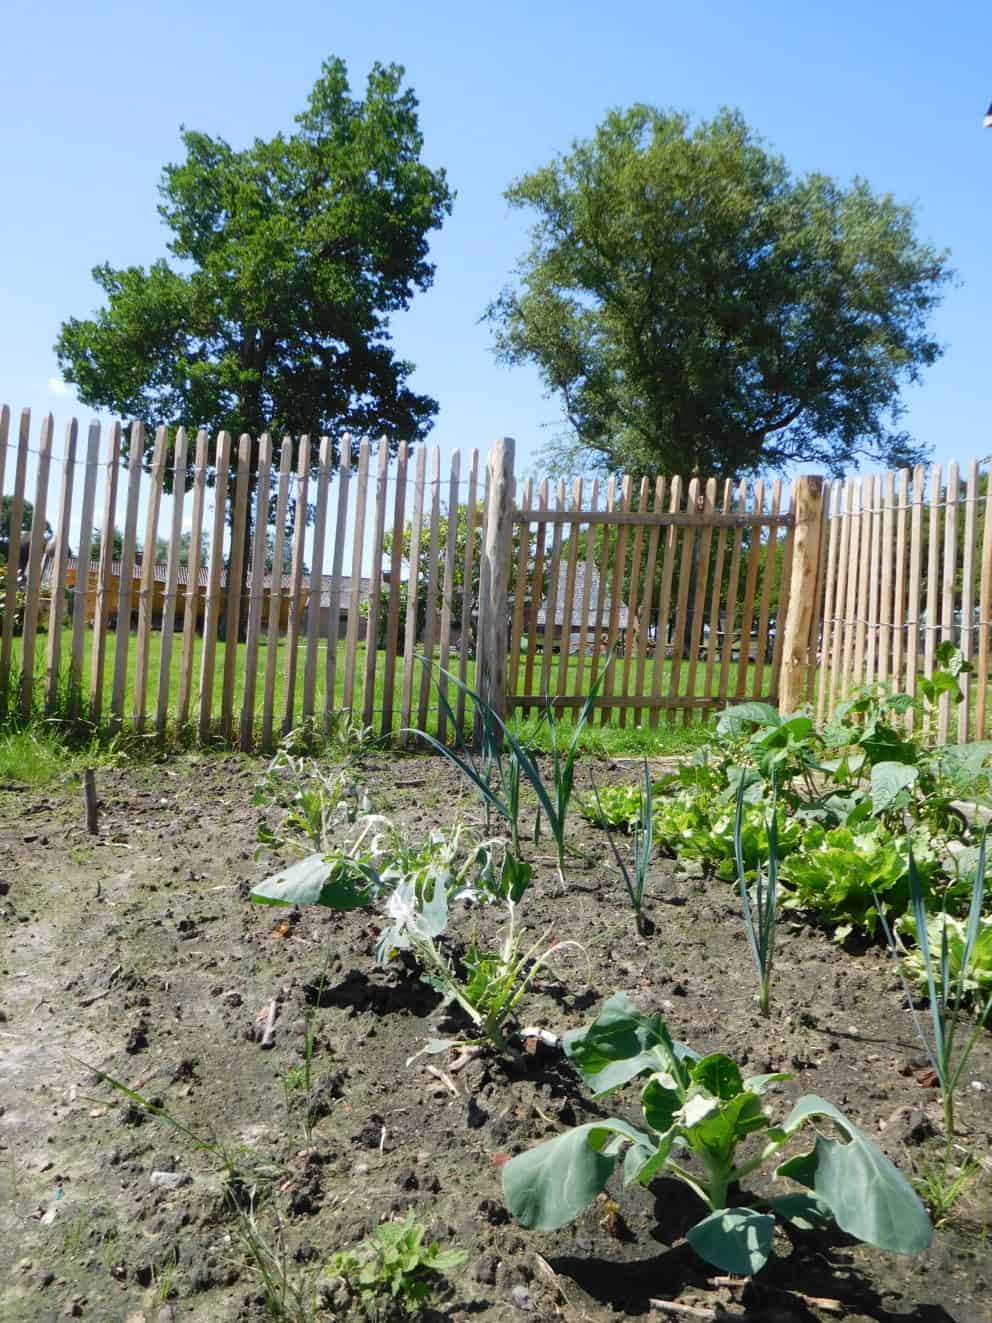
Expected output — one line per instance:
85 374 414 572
5 402 991 749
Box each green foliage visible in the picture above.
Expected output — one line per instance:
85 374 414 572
782 822 938 939
592 759 655 934
330 1210 465 1318
734 778 779 1015
503 994 931 1274
879 841 992 1144
412 653 615 880
580 782 642 831
253 750 365 854
56 57 453 474
899 910 992 1002
489 105 950 478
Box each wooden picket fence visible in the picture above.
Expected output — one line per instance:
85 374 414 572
816 462 992 742
3 402 986 749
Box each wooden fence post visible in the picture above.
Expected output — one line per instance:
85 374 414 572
475 437 515 746
778 474 825 714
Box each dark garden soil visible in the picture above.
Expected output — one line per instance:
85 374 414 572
1 751 990 1323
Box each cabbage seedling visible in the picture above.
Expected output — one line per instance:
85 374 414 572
502 994 932 1276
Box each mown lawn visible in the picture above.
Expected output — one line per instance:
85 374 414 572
10 625 770 752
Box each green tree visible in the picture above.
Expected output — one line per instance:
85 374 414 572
57 58 452 456
56 57 453 630
489 106 951 480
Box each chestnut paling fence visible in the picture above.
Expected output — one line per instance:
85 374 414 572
0 402 986 747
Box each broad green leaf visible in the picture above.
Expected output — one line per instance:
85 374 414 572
686 1207 775 1276
642 1076 681 1132
623 1130 677 1186
779 1095 932 1253
681 1090 767 1164
691 1054 743 1100
742 1072 792 1095
502 1118 647 1230
250 854 377 909
716 702 781 736
772 1192 835 1231
870 762 919 815
563 993 696 1095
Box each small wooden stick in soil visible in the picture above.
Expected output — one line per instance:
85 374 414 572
83 768 98 834
259 999 278 1050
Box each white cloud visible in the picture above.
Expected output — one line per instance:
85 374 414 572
47 377 70 397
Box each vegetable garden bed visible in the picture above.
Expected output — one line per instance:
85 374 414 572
1 689 990 1321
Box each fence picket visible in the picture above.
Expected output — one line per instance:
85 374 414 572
602 475 633 723
938 463 959 743
539 480 566 703
1 409 30 716
90 422 121 723
324 437 352 731
684 476 717 720
110 424 145 730
45 420 77 710
133 426 168 730
557 477 584 705
362 439 391 730
69 421 101 718
262 439 293 751
456 449 480 733
735 480 764 700
198 432 231 742
282 440 311 735
381 441 408 738
399 444 426 743
302 436 332 721
155 427 189 734
959 460 978 744
650 476 681 727
176 431 208 729
572 479 600 700
342 438 370 721
904 466 926 727
923 466 941 734
19 413 54 720
977 466 992 737
436 449 461 743
522 479 550 717
417 447 443 729
239 433 272 750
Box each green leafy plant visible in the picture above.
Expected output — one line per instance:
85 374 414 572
329 1209 465 1318
377 853 582 1056
735 777 778 1016
592 759 655 936
250 813 388 911
411 651 615 884
781 821 937 939
898 909 992 1003
581 781 643 831
877 838 992 1146
502 994 932 1276
253 749 364 855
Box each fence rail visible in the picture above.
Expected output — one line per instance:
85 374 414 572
1 402 985 748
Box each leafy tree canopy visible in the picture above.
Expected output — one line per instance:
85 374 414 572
488 106 952 479
55 56 453 474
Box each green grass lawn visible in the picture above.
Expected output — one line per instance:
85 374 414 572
9 625 770 755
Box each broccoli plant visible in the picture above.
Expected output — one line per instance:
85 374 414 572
501 994 932 1276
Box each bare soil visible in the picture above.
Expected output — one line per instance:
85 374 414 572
1 751 990 1323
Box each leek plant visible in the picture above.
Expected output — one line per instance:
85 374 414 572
410 651 615 885
877 835 992 1148
734 774 779 1017
592 757 654 936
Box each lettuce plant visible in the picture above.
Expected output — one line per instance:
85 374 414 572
781 821 938 939
502 994 932 1276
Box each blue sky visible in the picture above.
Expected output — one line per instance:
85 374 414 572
3 0 991 491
